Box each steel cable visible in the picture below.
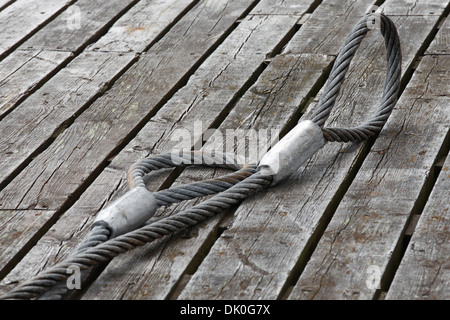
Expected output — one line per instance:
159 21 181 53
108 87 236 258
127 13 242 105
1 156 272 300
0 12 401 300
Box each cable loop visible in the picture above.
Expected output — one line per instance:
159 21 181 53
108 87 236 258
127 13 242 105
310 13 402 142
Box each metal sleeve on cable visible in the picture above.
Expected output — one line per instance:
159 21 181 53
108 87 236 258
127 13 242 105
93 187 158 238
258 120 325 186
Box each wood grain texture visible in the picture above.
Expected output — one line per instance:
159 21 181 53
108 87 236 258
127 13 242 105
288 54 449 300
381 0 448 16
250 0 317 16
0 0 15 11
0 50 72 118
0 0 74 58
87 0 197 53
0 52 136 194
0 0 447 301
386 153 450 299
19 0 137 52
283 0 379 55
426 14 450 55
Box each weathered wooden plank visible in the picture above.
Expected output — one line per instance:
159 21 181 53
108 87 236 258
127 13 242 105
0 0 262 290
283 0 379 55
426 14 450 55
250 0 317 16
0 0 141 118
0 0 200 171
87 0 197 53
0 168 121 291
386 154 450 300
81 0 382 300
0 0 74 59
19 0 137 52
288 54 449 300
0 209 56 279
178 4 447 300
0 52 136 193
0 50 72 119
381 0 448 15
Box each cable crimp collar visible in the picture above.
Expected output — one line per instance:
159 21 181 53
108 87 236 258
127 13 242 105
93 187 158 238
258 120 325 186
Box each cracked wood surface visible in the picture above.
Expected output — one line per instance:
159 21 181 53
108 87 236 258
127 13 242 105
0 0 74 58
0 0 448 300
0 0 138 119
386 153 450 299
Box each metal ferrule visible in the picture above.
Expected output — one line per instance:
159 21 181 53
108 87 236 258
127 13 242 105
258 120 325 186
93 187 158 238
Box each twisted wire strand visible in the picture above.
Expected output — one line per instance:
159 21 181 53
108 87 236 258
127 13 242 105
36 223 111 300
127 151 257 207
311 13 402 142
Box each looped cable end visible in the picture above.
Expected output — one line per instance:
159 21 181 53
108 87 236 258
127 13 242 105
93 187 158 238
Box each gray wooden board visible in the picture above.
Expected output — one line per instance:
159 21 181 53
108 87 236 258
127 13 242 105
0 50 72 119
177 6 447 299
87 0 197 53
0 0 318 296
0 0 447 300
0 0 204 185
386 153 450 300
0 0 141 118
283 0 379 56
426 14 450 55
0 0 73 58
0 52 136 193
0 169 121 292
18 0 137 52
250 0 316 16
0 0 267 289
0 209 56 277
288 55 449 299
380 0 448 16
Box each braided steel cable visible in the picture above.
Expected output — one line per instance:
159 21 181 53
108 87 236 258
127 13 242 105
1 165 272 300
36 224 111 300
1 152 271 300
1 13 402 300
310 13 402 142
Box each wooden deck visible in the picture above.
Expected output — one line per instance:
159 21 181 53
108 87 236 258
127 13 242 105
0 0 448 300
